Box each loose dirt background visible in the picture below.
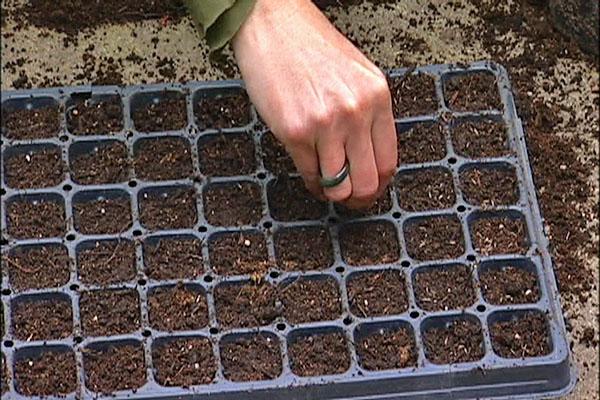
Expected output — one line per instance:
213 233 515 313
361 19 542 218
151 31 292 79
1 0 598 398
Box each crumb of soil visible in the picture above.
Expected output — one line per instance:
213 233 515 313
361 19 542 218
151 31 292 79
340 221 400 265
2 105 60 140
274 227 333 271
67 97 123 135
460 167 519 207
490 313 551 358
357 327 417 370
77 240 136 286
139 187 197 230
398 123 446 164
144 237 204 280
405 216 465 260
84 343 146 394
14 350 76 396
471 217 528 255
73 197 132 234
480 266 540 305
423 319 485 364
7 198 66 239
152 337 216 387
148 284 208 332
279 277 341 324
396 168 455 211
134 137 193 181
389 73 438 118
267 176 328 221
347 270 408 317
220 335 282 382
261 131 295 174
289 332 350 377
4 147 64 189
209 232 270 276
5 245 70 290
198 133 256 176
452 120 510 158
203 182 263 226
70 141 130 184
215 282 279 328
80 289 140 336
414 265 476 311
444 72 503 111
12 298 72 341
195 92 251 130
335 189 393 218
132 97 187 132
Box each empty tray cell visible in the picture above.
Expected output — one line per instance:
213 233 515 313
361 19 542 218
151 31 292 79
389 72 438 118
198 132 256 177
208 231 270 276
11 293 72 341
261 131 295 174
274 226 333 272
194 87 252 130
148 283 208 332
1 97 61 140
3 144 64 189
398 122 446 165
460 163 519 207
355 321 417 371
339 220 400 266
334 188 393 218
395 167 455 212
131 90 188 132
443 71 502 111
214 281 278 329
143 234 204 280
404 215 465 261
279 275 342 324
413 264 476 311
490 311 552 358
14 346 76 396
470 212 529 256
4 244 70 291
133 136 193 181
267 176 328 221
422 316 485 364
347 269 408 318
83 340 146 394
152 336 216 386
288 329 350 377
139 185 198 230
220 333 282 382
479 260 540 305
66 93 124 135
76 239 136 286
6 193 66 239
69 140 129 185
451 118 510 158
80 288 140 336
73 189 132 235
203 181 263 226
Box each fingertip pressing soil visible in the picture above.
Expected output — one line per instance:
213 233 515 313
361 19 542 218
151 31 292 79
80 289 140 336
4 147 65 189
444 72 503 111
460 167 519 207
335 189 393 218
143 237 204 280
77 240 136 286
70 141 130 184
132 97 187 132
357 327 417 370
405 216 465 260
67 97 124 135
5 245 70 290
7 198 66 239
209 232 270 276
423 319 485 364
84 343 146 394
73 197 132 235
273 227 334 271
139 187 197 230
396 168 455 211
134 137 193 181
267 176 328 221
490 313 551 358
203 182 263 226
480 266 540 305
198 133 256 177
261 131 295 174
471 217 528 255
2 105 61 140
152 337 216 387
148 284 208 332
194 92 251 130
279 277 342 324
398 123 446 165
389 73 438 118
339 221 400 266
12 298 72 341
14 350 77 396
220 334 282 382
347 270 408 317
452 120 510 158
413 265 476 311
289 331 350 377
214 282 279 328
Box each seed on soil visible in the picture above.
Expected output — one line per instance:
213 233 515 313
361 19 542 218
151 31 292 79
480 265 540 305
423 319 485 364
7 197 66 239
460 166 519 207
5 245 70 291
220 334 282 382
84 343 146 394
279 276 342 324
261 131 295 174
4 146 64 189
214 282 279 328
14 349 76 396
405 216 465 261
490 312 551 358
389 73 438 117
203 182 263 226
77 240 136 286
70 141 129 184
209 231 270 276
67 96 124 135
12 297 72 341
396 168 455 211
335 189 393 218
413 265 476 311
139 187 197 230
398 123 446 165
132 96 187 132
267 176 328 221
194 91 251 130
73 196 132 235
357 326 417 370
80 289 140 336
2 104 60 140
444 72 503 111
134 136 193 181
452 119 510 158
471 216 528 255
347 269 408 317
274 226 333 271
143 237 204 280
340 221 400 265
152 337 216 387
148 284 208 332
289 331 350 377
198 133 256 177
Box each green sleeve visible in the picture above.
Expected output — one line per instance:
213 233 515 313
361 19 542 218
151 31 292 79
186 0 257 51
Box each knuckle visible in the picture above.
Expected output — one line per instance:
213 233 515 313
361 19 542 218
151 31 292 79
282 122 310 145
310 108 335 128
371 74 391 101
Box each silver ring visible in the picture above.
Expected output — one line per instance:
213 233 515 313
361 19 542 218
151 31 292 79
320 161 350 188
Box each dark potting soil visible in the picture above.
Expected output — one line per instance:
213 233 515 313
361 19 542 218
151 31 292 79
347 269 408 317
339 221 400 265
80 289 140 336
357 327 417 371
12 297 72 341
261 131 295 174
395 168 455 211
267 176 328 221
490 313 551 358
460 167 519 207
480 266 540 305
423 319 485 364
7 198 66 239
273 226 333 271
203 182 263 226
143 237 204 280
84 343 146 394
134 137 193 181
70 141 130 184
2 105 60 140
334 189 393 218
289 331 350 377
148 284 208 332
414 265 476 311
405 216 465 260
452 120 510 158
209 232 270 276
444 72 503 111
471 217 528 255
77 240 136 286
14 350 77 396
4 147 64 189
214 282 279 328
389 73 438 118
398 123 446 165
220 335 282 382
132 97 187 132
279 277 342 324
198 133 256 177
152 337 216 387
139 187 197 230
66 97 123 135
5 245 70 290
195 92 252 130
73 197 132 234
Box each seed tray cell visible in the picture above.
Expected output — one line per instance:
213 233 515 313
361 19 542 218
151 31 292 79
1 61 573 399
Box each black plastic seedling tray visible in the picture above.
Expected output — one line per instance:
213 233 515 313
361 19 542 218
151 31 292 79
0 61 574 400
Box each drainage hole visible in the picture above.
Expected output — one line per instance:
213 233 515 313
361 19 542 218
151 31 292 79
209 327 219 335
269 271 280 279
3 340 14 348
142 329 152 337
343 316 353 326
276 323 287 331
409 311 420 319
69 284 79 291
335 266 345 274
476 304 487 313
